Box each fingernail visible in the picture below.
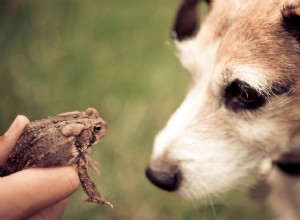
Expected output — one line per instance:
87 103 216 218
4 115 21 136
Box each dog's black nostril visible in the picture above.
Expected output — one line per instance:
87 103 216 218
145 166 180 192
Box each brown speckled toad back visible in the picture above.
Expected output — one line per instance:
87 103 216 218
0 107 112 207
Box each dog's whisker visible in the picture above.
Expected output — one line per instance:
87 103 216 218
208 194 218 220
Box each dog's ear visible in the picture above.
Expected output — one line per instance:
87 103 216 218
172 0 201 41
282 3 300 30
273 150 300 176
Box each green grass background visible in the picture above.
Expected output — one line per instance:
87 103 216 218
0 1 272 219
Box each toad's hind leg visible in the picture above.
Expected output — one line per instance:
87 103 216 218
76 156 113 208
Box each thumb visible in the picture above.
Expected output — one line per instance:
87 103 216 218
0 115 30 166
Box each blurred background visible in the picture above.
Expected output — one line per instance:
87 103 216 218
0 0 272 219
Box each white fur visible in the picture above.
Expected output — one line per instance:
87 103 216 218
152 40 272 199
231 65 271 93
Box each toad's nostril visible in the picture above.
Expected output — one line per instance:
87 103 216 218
145 166 181 192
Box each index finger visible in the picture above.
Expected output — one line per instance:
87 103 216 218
0 166 80 219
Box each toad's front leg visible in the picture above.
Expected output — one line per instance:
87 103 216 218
76 155 113 207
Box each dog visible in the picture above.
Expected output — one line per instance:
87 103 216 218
146 0 300 219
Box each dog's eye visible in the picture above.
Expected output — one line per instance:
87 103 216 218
224 80 266 111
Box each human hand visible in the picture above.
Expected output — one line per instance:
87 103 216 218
0 115 80 220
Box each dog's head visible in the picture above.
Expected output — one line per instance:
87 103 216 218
146 0 300 200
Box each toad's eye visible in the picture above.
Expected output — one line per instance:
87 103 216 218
93 125 102 133
224 80 267 111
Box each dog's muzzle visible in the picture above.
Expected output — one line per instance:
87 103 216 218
145 166 181 192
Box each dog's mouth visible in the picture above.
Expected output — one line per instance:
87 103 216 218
145 166 182 192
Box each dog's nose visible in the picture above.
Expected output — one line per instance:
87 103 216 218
145 166 180 192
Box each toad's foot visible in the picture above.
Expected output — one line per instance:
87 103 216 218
84 197 113 208
87 155 101 175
